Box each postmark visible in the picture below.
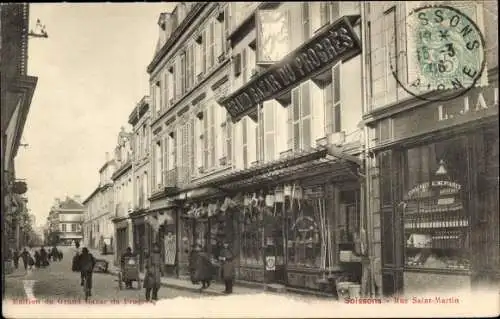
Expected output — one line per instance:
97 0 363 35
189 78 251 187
391 5 486 102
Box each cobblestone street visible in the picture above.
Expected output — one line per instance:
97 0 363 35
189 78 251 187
4 247 205 302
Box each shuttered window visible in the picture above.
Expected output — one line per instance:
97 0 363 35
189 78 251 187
264 102 276 162
242 118 248 169
202 105 216 170
325 62 342 134
226 117 232 164
223 5 230 53
241 48 248 84
163 72 169 110
168 66 175 105
155 140 163 189
290 82 312 152
302 3 311 41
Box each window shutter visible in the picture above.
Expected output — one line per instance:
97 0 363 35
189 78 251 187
324 80 334 134
320 2 330 26
332 62 342 133
302 2 311 41
189 118 195 177
242 48 247 83
242 118 248 169
163 136 168 181
301 82 312 149
291 88 300 151
203 108 209 169
223 5 230 53
210 105 216 168
202 29 207 74
233 53 242 77
164 72 169 109
226 116 232 164
264 103 275 162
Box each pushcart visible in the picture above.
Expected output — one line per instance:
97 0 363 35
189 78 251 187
118 256 141 290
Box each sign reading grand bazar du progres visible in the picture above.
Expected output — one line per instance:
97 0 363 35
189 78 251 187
220 15 362 122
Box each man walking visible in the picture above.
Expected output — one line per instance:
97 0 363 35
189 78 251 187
20 248 31 272
219 242 235 294
120 247 135 289
78 248 96 296
13 249 19 269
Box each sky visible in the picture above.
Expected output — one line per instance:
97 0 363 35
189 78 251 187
16 3 176 227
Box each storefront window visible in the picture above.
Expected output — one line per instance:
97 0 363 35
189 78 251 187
240 205 264 266
286 187 322 268
403 136 471 271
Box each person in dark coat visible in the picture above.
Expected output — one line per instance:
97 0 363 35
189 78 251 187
13 250 19 269
120 247 135 289
51 246 59 262
78 247 96 296
143 243 162 301
190 245 214 289
39 247 49 267
20 248 31 271
219 242 235 294
34 250 41 268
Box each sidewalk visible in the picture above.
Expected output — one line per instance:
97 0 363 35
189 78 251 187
88 248 335 299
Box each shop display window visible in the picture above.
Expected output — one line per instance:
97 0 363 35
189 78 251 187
338 189 361 262
240 206 264 266
286 188 323 268
402 137 471 271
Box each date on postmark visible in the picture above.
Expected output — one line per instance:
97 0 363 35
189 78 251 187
393 5 486 102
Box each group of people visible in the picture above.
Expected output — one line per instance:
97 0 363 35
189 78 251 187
189 242 235 294
10 245 63 272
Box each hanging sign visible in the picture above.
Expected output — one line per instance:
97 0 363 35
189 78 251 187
265 256 276 271
220 15 361 123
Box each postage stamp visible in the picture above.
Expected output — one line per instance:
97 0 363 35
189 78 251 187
392 5 486 102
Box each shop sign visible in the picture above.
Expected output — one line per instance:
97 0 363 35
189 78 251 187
407 181 462 199
265 256 276 271
220 15 361 122
392 85 498 141
438 87 499 122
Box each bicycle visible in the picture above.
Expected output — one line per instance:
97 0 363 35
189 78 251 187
82 272 91 301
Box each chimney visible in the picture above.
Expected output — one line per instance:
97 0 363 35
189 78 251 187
74 195 81 203
158 12 172 47
55 198 61 207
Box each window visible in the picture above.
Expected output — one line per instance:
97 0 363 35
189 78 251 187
402 137 471 271
242 118 248 169
384 7 398 105
289 82 312 152
202 29 208 74
286 187 325 268
175 59 182 99
178 122 191 184
263 102 276 162
71 223 77 232
206 20 216 71
136 176 140 207
155 140 163 189
223 4 230 53
195 114 203 171
186 44 195 90
143 172 148 207
224 115 232 164
61 223 67 232
180 51 186 94
203 105 216 170
155 81 162 113
302 3 311 41
325 62 342 134
168 66 175 104
240 205 263 266
167 132 176 171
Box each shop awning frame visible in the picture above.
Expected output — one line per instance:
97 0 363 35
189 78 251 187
177 145 363 196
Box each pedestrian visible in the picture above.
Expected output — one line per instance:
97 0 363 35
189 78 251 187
20 248 30 272
51 246 58 262
121 247 135 289
190 245 214 290
39 246 49 267
78 247 96 296
219 242 235 294
13 249 19 269
34 250 41 268
58 250 63 261
143 242 162 301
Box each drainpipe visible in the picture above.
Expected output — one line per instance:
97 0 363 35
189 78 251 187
360 1 377 298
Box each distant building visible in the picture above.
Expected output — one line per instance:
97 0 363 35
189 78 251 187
47 196 84 246
82 153 116 253
128 96 151 271
111 126 134 261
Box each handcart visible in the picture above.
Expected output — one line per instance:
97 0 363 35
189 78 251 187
118 256 141 290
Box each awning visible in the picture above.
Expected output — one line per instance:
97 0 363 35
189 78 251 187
220 15 361 123
178 144 362 195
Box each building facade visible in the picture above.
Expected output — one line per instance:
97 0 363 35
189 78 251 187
1 3 38 269
362 1 499 296
82 153 116 252
47 196 84 246
111 127 133 260
145 2 368 293
128 96 151 272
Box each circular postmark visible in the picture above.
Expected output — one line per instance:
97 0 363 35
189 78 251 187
391 5 486 102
